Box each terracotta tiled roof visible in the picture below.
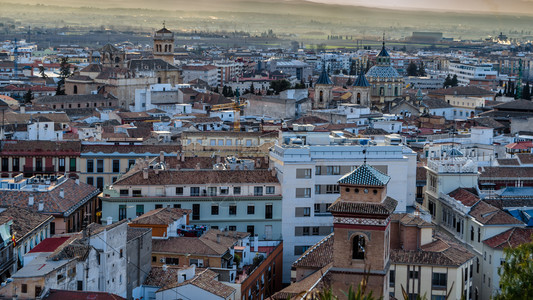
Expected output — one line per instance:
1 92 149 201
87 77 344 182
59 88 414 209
517 153 533 165
448 188 480 207
338 164 390 186
468 201 523 225
152 229 248 256
144 265 185 287
0 207 53 243
127 227 151 241
393 235 474 267
116 111 152 119
158 268 236 298
497 158 520 166
483 227 533 250
270 264 332 300
81 144 178 154
329 197 398 215
35 94 116 104
391 213 432 227
43 289 125 300
181 131 277 138
429 86 495 97
113 169 279 186
130 207 190 225
0 179 99 217
293 233 333 269
1 140 80 154
479 167 533 180
416 166 427 181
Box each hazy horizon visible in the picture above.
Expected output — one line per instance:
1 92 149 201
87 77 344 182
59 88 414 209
307 0 533 15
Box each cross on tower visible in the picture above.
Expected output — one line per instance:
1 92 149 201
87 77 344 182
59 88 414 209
163 20 166 29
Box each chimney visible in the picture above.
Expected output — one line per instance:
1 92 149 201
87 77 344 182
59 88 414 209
38 200 44 211
271 168 277 177
216 234 221 243
59 188 64 198
20 105 25 114
28 195 34 206
195 163 201 170
180 153 185 162
143 168 149 179
216 155 221 164
176 164 181 170
106 216 113 225
75 179 80 185
160 151 165 163
254 235 259 252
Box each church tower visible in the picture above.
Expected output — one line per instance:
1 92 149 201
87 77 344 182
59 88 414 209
366 35 404 108
153 24 175 65
350 66 371 107
328 161 397 299
313 65 334 109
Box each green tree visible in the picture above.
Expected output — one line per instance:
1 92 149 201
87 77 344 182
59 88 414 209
23 89 33 104
38 65 47 80
451 74 459 87
249 82 255 94
418 62 427 77
443 75 452 88
407 62 418 76
55 57 72 95
495 236 533 300
270 79 291 94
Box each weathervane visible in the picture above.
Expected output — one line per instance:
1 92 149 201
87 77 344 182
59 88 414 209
163 20 166 29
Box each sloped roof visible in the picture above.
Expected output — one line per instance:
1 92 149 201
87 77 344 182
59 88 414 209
377 44 390 57
421 98 453 109
270 264 332 300
469 201 523 225
0 207 53 243
292 233 334 269
315 67 333 85
448 188 480 207
128 59 178 71
100 43 119 53
329 196 398 215
483 227 533 250
43 289 125 300
338 164 390 186
157 268 236 298
366 65 400 78
130 207 190 225
352 72 370 87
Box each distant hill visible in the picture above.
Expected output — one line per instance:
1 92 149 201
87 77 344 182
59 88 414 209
1 0 532 40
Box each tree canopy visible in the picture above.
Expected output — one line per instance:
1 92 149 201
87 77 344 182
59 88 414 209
495 236 533 300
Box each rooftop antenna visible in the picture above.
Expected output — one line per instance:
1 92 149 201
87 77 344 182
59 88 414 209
163 20 166 29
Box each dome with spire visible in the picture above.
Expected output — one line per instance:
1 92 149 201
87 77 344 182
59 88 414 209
366 40 400 79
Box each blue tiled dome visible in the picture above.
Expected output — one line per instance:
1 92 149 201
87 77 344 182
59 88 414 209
366 66 401 78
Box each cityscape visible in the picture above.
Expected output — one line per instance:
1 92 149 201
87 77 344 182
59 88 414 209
0 0 532 299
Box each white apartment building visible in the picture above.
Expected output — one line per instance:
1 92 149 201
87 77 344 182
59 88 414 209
182 65 218 87
269 130 417 282
423 157 525 300
449 61 498 86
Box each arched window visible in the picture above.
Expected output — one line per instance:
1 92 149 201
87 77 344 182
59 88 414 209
379 87 384 96
352 235 365 260
357 93 361 104
319 90 324 102
73 85 78 94
169 45 172 52
394 87 398 96
164 44 167 52
115 56 121 64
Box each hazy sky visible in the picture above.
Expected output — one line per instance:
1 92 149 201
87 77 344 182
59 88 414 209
307 0 533 15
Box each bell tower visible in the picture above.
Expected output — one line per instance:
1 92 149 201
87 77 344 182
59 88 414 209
350 66 371 107
313 65 334 109
153 22 175 65
328 159 397 299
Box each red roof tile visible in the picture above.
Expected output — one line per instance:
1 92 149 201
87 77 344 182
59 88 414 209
43 289 125 300
448 188 480 207
28 236 70 253
483 227 533 250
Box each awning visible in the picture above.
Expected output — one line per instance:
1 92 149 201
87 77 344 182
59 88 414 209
222 252 233 261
